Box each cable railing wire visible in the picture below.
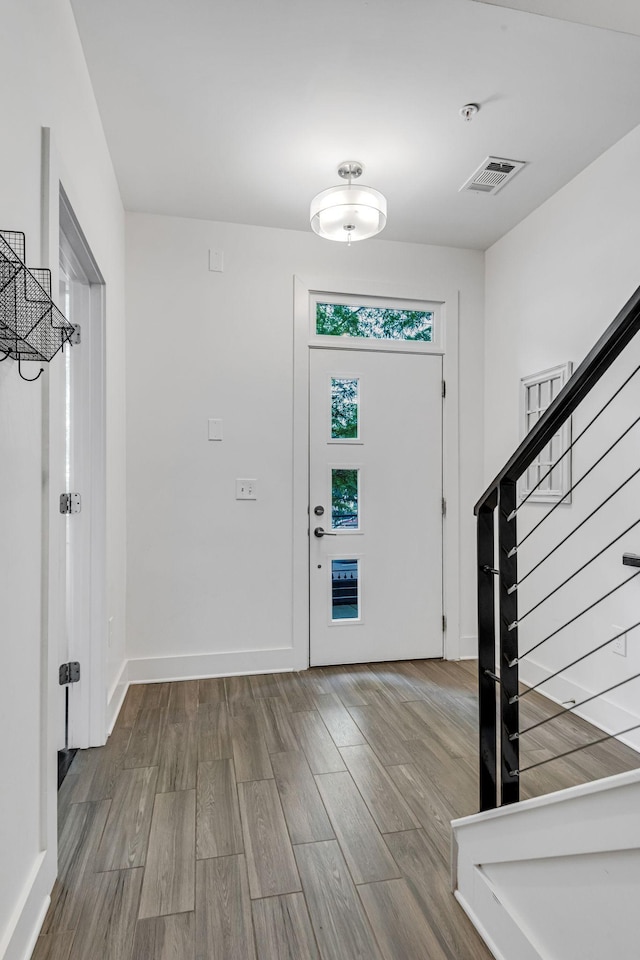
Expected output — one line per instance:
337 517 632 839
514 622 640 699
514 360 640 514
515 465 640 588
476 287 640 809
512 669 640 742
515 410 640 550
512 569 640 664
514 516 640 626
510 722 640 777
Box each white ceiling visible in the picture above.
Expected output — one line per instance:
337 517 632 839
472 0 640 37
70 0 640 249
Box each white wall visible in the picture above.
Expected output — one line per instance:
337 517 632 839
0 2 126 958
484 123 640 749
125 214 485 679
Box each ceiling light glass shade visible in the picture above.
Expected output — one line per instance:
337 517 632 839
310 184 387 242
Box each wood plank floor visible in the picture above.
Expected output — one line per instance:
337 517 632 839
36 660 640 960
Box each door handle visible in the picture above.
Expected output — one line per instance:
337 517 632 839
314 526 337 538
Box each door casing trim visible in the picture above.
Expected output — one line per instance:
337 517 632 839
293 275 461 669
43 131 107 756
59 188 107 750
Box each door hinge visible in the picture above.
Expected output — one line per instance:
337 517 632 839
441 497 447 517
60 493 81 514
69 324 81 345
442 614 447 633
442 380 446 398
59 661 81 685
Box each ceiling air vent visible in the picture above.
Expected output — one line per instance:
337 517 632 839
460 156 526 195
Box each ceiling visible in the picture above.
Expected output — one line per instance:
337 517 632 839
70 0 640 250
472 0 640 37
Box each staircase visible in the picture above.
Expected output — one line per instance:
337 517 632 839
452 768 640 960
454 285 640 958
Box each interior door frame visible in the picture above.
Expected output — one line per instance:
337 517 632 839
23 126 107 960
42 129 107 753
59 188 107 749
293 275 461 670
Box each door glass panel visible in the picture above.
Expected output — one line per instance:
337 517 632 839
318 302 433 342
331 468 359 529
331 377 359 439
331 559 359 620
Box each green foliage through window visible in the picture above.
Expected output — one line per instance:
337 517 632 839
317 302 433 342
331 378 359 439
332 469 359 529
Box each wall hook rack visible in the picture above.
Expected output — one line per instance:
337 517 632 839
0 229 74 379
17 358 44 382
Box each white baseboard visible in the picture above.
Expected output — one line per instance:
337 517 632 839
520 657 640 753
15 895 49 960
458 635 478 659
455 889 509 960
1 852 53 960
126 647 298 684
106 659 129 735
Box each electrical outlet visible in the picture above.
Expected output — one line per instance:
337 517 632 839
236 478 257 500
612 625 627 657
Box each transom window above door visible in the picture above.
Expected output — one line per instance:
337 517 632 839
317 301 433 341
310 292 442 353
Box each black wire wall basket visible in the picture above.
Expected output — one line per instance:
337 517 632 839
0 230 74 380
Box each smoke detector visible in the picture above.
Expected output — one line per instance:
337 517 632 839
460 156 526 195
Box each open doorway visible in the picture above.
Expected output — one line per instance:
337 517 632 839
56 188 106 784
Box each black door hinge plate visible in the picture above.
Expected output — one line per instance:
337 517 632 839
59 661 80 685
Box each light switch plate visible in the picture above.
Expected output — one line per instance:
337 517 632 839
209 248 224 272
208 418 223 440
236 478 257 500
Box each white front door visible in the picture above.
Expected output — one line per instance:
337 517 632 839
309 347 443 666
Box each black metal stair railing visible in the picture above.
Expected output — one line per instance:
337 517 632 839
476 284 640 811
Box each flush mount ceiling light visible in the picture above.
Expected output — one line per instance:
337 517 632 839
310 161 387 243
